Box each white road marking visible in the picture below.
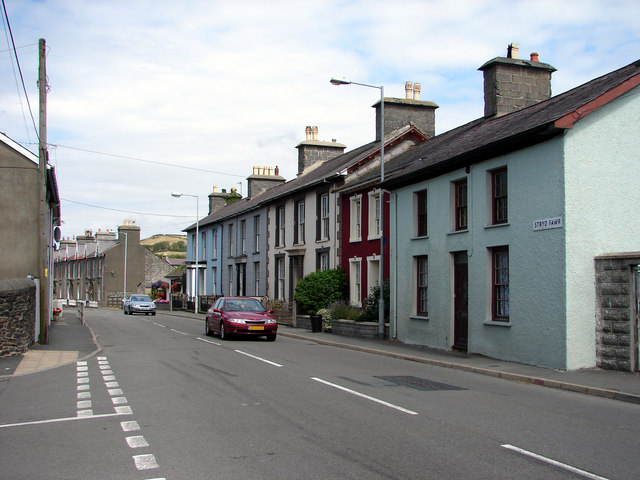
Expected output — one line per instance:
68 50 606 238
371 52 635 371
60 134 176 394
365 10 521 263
77 384 90 391
0 412 132 429
234 350 283 367
501 444 610 480
108 388 124 396
121 420 140 432
126 435 149 448
114 406 133 415
77 400 92 409
170 328 189 336
103 375 116 381
133 454 159 470
77 371 89 377
101 370 114 375
77 409 93 417
197 337 221 346
311 377 419 415
77 377 90 384
105 381 119 388
77 365 88 371
77 392 91 399
77 361 88 366
99 364 111 370
112 397 128 405
153 322 166 328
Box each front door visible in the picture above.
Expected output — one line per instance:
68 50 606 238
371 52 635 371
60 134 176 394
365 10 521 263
453 252 468 351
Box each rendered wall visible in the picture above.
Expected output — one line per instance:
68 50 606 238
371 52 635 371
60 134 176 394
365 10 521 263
391 139 568 369
563 88 640 369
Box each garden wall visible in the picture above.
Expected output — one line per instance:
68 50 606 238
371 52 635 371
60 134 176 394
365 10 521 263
0 278 36 358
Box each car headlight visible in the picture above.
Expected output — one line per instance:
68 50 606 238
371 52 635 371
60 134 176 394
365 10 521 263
228 318 246 324
265 319 276 324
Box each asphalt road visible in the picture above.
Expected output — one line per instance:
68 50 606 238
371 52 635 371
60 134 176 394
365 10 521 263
1 309 639 479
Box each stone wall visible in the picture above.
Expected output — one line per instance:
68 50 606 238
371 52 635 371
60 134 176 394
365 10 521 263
0 278 36 358
595 254 640 371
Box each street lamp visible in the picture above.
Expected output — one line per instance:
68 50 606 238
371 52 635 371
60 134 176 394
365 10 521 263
172 192 199 313
330 77 386 340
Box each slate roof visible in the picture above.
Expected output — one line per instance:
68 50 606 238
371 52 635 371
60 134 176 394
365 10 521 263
186 125 430 232
342 59 640 191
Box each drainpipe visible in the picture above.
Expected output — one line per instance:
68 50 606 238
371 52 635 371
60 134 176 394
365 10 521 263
392 192 398 339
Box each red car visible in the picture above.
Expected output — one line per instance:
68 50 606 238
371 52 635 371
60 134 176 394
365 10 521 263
205 297 277 341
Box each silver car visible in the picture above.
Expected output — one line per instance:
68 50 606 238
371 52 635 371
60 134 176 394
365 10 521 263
123 294 157 315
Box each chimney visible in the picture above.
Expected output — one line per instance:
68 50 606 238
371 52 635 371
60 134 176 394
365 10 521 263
295 126 346 175
479 45 556 117
247 165 286 197
118 220 141 246
374 82 438 140
208 185 233 215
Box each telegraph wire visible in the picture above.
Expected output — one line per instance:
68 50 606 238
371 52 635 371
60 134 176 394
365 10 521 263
1 0 38 140
61 198 195 218
49 143 246 177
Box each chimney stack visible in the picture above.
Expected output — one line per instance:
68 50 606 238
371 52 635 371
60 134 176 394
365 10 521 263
296 126 346 175
479 45 556 117
246 165 286 197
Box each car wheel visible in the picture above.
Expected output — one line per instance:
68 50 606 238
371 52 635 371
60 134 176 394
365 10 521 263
152 312 156 316
205 319 212 336
123 309 127 315
219 322 227 340
266 334 276 342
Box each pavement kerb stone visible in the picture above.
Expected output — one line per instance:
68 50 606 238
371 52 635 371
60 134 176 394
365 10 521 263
279 331 640 405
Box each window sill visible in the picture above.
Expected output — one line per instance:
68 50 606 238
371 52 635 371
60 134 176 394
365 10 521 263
483 320 511 327
448 229 468 236
410 315 429 321
349 238 362 243
367 235 381 241
485 222 510 230
412 235 429 241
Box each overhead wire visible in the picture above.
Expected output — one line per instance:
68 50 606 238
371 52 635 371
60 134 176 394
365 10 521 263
61 198 195 218
1 0 38 141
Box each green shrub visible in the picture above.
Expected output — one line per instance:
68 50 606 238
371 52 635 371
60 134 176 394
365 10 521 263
329 301 362 321
294 269 348 315
358 280 390 322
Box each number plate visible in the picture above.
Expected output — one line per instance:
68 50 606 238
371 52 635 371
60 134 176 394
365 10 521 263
249 325 264 331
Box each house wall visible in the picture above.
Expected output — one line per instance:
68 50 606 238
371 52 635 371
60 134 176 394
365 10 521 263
563 87 640 369
0 144 39 279
103 226 146 296
391 139 568 369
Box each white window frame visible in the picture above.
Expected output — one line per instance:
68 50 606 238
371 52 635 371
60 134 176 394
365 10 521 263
321 194 330 240
368 190 381 240
349 257 362 307
296 201 305 245
212 229 218 259
350 195 362 242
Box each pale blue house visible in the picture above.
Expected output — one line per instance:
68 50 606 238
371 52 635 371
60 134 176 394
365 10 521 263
383 53 640 370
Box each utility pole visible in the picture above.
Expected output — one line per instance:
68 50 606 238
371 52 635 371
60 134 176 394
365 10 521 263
38 38 49 344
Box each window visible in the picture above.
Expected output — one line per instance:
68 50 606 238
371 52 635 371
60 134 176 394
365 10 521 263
415 189 428 237
350 195 362 242
492 168 508 224
455 179 468 231
253 215 260 252
228 224 234 256
254 262 260 296
201 231 207 260
275 256 285 299
294 201 305 245
416 256 428 316
349 258 362 306
211 267 217 296
316 248 330 271
321 194 329 240
276 206 285 247
492 247 509 321
240 220 246 255
191 234 196 261
212 229 218 259
368 191 381 239
228 265 234 296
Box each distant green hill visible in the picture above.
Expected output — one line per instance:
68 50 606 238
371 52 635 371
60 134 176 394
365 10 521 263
141 234 187 258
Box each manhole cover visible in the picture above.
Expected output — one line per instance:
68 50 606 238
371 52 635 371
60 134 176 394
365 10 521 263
375 375 466 391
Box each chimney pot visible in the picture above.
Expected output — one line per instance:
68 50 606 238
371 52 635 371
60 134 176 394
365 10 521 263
405 81 413 99
275 166 279 176
507 43 519 59
213 185 218 193
312 126 318 141
530 52 539 62
413 83 421 100
305 126 312 141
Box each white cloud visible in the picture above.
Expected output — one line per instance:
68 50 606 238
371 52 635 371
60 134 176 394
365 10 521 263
2 0 638 239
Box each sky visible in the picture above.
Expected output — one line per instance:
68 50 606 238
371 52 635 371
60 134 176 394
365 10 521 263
2 0 639 241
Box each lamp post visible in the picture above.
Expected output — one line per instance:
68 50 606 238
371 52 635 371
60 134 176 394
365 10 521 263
122 232 128 302
172 192 199 313
330 77 386 340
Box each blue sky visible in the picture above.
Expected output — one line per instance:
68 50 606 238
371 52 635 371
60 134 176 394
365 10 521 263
2 0 639 239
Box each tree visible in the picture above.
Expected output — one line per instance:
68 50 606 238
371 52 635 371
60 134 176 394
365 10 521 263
293 269 348 315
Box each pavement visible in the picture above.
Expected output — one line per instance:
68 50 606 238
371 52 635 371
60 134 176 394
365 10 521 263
1 309 639 406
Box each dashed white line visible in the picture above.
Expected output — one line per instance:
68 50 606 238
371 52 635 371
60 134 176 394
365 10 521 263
311 377 419 415
170 328 189 336
234 350 283 367
501 445 610 480
126 435 150 448
133 454 159 471
112 397 128 405
0 412 132 429
121 420 140 432
153 322 166 328
197 337 221 346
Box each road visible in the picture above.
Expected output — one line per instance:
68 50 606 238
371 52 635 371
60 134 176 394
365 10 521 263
1 309 639 479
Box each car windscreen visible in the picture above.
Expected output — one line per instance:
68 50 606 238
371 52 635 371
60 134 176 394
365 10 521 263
224 300 266 312
132 296 152 302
